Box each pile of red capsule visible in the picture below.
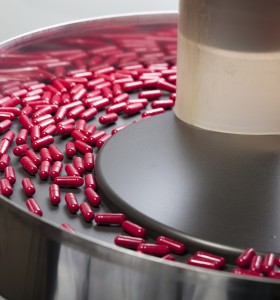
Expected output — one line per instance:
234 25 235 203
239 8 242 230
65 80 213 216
0 25 279 279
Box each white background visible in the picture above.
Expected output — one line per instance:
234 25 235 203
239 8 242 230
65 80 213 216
0 0 177 42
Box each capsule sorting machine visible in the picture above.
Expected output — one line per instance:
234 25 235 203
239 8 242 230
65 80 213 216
0 5 280 300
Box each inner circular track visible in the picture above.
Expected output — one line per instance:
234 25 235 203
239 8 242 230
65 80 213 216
96 112 280 258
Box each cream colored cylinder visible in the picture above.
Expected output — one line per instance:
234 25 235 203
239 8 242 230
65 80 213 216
175 0 280 134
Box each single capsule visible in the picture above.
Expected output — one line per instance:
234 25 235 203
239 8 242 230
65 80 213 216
0 154 10 170
194 251 225 268
151 100 174 109
74 140 93 154
25 150 41 166
32 135 54 151
85 124 96 136
84 188 101 206
80 107 98 121
22 178 36 196
236 248 256 268
57 124 75 135
54 176 84 188
73 156 85 175
187 257 221 270
65 193 79 213
268 270 280 279
75 119 86 132
80 202 95 222
19 115 33 131
124 103 144 115
96 134 111 148
39 148 53 163
122 220 146 238
30 125 40 142
142 108 165 118
0 120 12 134
65 142 76 157
4 166 16 185
84 174 96 189
41 125 57 137
0 178 13 196
71 130 89 143
99 113 118 125
250 255 263 273
65 164 80 176
83 153 94 171
156 236 187 255
16 129 28 145
49 160 62 178
39 160 51 180
262 253 276 275
137 244 170 257
114 235 146 250
138 89 162 100
13 144 30 156
3 131 15 143
48 145 64 161
95 213 126 225
0 139 11 156
232 268 263 278
26 198 42 216
105 102 126 114
88 131 106 146
49 184 61 205
20 156 38 175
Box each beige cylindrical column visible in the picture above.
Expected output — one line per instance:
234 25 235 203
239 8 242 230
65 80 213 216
175 0 280 134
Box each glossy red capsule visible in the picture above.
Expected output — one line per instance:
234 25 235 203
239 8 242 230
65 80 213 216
0 178 13 196
124 103 144 115
232 268 263 278
268 270 280 279
138 89 162 100
99 113 118 125
49 184 61 205
157 79 176 93
65 164 80 176
151 100 174 109
39 148 53 163
41 124 57 137
67 105 86 119
20 156 38 175
112 84 122 96
0 120 12 134
88 131 106 146
3 131 15 143
16 129 28 145
50 161 63 179
39 160 51 180
123 81 143 92
26 198 42 216
95 213 126 225
19 115 33 131
4 166 16 185
83 153 94 171
105 102 126 114
80 202 95 222
75 119 86 132
0 139 11 156
73 157 84 175
142 108 165 118
156 236 187 255
194 251 225 268
0 112 15 121
96 134 111 148
127 99 148 106
22 178 36 196
71 130 89 143
60 223 75 233
38 118 56 131
74 140 93 154
32 135 54 151
162 254 176 261
102 87 113 100
0 107 21 117
48 145 64 161
170 93 176 101
21 106 33 116
249 255 263 273
137 244 169 257
84 188 101 206
187 257 221 270
0 154 10 170
54 176 84 188
80 107 98 121
54 106 67 123
85 124 96 136
111 93 129 104
114 235 146 249
236 248 256 268
57 118 75 128
65 193 79 213
122 220 146 238
91 98 110 110
30 125 40 142
13 144 30 156
84 174 96 189
32 106 53 118
65 142 76 157
262 253 275 275
57 124 75 135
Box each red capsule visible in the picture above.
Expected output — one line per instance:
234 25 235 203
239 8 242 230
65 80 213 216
268 270 280 279
83 153 94 171
123 81 143 92
0 154 10 170
48 145 64 161
0 178 13 196
187 257 221 270
111 125 127 135
32 106 53 118
32 135 54 151
124 103 144 115
39 160 51 180
71 130 89 143
88 131 106 146
262 253 275 275
19 115 33 131
127 99 148 106
114 235 146 249
111 93 129 104
0 120 12 134
80 202 95 222
57 118 75 127
95 213 126 225
142 108 165 118
22 178 36 196
122 220 146 238
170 93 176 101
112 84 122 96
49 184 61 205
20 156 38 175
74 140 93 154
26 198 42 216
4 166 16 185
138 89 162 100
236 248 256 268
54 176 84 188
106 102 126 114
0 107 21 116
91 98 110 110
96 134 111 148
30 125 40 142
0 112 15 121
162 254 176 261
65 142 76 157
38 118 56 131
41 125 57 137
60 223 75 233
99 113 118 125
151 100 174 109
194 251 225 268
156 236 187 255
73 157 84 175
75 119 86 132
80 107 98 121
137 244 170 257
84 174 96 189
39 148 53 163
54 106 67 123
67 105 86 119
65 164 80 176
249 255 263 273
3 131 15 143
13 144 30 156
57 124 75 135
0 139 11 156
65 193 79 213
232 268 263 278
50 161 63 179
157 79 176 93
84 188 101 206
85 124 96 136
21 106 33 116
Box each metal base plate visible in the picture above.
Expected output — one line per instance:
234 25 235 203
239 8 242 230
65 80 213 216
96 112 280 258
